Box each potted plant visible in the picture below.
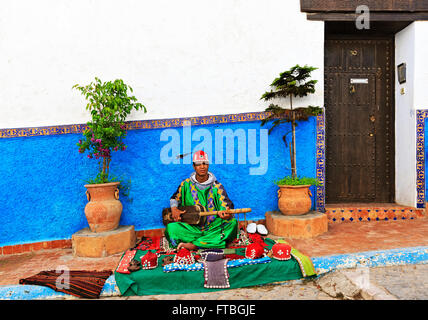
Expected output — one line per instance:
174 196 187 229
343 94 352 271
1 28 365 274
261 65 322 215
73 77 146 232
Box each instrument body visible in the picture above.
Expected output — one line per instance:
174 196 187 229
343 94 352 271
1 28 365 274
162 204 251 226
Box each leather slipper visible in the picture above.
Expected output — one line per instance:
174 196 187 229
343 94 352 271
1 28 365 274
128 259 141 272
162 256 174 267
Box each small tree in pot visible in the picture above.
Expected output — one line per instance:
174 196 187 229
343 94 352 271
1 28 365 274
73 77 146 232
260 65 322 215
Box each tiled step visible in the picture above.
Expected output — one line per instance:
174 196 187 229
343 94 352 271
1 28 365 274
325 203 426 223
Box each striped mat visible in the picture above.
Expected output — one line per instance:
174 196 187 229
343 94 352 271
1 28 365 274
19 270 112 299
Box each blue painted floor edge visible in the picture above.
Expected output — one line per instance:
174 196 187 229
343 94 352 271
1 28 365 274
1 245 427 300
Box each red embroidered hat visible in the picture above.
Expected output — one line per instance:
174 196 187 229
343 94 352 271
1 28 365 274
140 250 158 269
272 243 292 261
245 242 264 259
173 248 196 265
193 150 209 164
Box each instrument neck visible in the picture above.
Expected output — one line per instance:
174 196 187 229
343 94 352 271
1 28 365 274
199 210 221 217
199 208 250 216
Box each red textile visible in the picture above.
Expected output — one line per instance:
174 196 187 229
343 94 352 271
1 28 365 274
248 233 268 246
225 254 245 260
116 249 137 274
136 236 162 251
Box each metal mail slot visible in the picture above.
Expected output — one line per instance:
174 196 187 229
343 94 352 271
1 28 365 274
350 78 368 84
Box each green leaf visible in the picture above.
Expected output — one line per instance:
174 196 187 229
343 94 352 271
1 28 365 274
274 176 319 186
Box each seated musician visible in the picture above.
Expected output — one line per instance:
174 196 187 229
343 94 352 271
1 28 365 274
165 150 238 251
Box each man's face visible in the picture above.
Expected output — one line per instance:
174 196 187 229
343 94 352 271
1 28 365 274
193 162 209 177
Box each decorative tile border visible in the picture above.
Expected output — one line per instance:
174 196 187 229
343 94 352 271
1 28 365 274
325 206 425 223
0 124 87 139
416 110 428 208
0 111 273 139
316 112 326 213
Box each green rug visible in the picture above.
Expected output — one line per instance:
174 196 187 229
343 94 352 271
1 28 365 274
114 238 315 296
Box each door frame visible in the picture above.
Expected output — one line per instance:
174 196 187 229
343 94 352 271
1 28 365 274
315 23 404 211
302 3 424 211
323 35 396 204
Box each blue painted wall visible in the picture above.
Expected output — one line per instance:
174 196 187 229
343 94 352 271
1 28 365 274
0 117 317 246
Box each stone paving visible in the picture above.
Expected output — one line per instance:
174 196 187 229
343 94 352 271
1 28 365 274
94 280 336 300
93 263 427 300
369 264 428 300
107 280 336 300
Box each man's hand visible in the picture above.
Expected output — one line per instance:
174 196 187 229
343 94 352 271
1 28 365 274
218 209 233 220
171 207 186 222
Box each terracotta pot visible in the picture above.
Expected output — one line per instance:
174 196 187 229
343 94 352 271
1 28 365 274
277 185 312 216
84 182 123 233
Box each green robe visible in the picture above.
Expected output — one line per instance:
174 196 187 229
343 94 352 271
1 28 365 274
165 177 238 249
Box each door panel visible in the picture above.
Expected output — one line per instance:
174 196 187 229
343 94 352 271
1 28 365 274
325 39 394 203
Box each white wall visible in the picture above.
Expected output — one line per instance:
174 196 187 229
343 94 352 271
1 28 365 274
394 21 428 207
414 21 428 109
0 0 324 129
395 23 416 206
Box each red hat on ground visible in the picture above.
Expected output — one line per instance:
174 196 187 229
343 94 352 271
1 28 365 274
140 250 158 269
193 150 209 164
245 242 265 259
272 243 292 261
173 248 196 265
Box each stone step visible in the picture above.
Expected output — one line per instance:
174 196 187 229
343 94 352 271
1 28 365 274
72 225 136 258
325 204 426 223
265 211 329 239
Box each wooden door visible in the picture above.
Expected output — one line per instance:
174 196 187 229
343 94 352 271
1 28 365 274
325 38 394 203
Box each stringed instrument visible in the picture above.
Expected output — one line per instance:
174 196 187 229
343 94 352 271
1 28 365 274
162 204 251 226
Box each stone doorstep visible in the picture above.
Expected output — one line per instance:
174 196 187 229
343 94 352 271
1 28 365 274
325 204 426 224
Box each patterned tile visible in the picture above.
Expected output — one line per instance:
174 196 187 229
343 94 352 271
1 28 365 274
324 205 425 224
342 210 352 221
0 111 280 139
316 112 326 213
377 209 387 220
416 110 428 208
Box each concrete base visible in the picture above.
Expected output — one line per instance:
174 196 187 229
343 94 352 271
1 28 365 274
265 211 328 239
72 225 136 258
